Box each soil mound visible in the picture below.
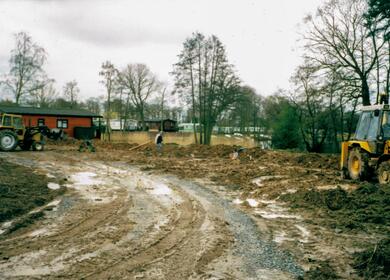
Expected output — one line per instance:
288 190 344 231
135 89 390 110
0 158 64 223
292 153 339 170
354 238 390 279
301 261 339 280
282 184 390 230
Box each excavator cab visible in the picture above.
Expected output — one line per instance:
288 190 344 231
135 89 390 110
341 104 390 183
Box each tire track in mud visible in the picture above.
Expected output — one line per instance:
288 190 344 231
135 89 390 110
0 152 304 279
0 153 232 279
81 188 207 279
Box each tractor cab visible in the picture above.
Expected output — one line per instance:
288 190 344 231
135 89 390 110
0 113 24 136
341 104 390 183
0 112 45 152
0 113 24 129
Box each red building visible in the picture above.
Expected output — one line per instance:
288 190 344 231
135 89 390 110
0 106 102 138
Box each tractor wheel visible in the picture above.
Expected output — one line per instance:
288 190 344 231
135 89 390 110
32 141 44 151
347 147 370 180
378 161 390 184
0 130 18 151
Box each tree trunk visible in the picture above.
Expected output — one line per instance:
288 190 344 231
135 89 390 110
204 122 214 145
386 41 390 97
106 90 111 142
189 64 198 144
139 105 146 131
362 77 371 106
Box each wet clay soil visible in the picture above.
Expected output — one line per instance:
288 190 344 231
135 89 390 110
0 142 389 279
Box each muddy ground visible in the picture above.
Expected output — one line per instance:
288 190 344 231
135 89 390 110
0 158 65 231
0 141 389 279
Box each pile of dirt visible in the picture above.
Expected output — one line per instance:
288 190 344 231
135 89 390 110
0 158 64 223
292 153 339 170
112 142 265 160
96 141 137 151
282 184 390 231
354 238 390 279
300 261 340 280
152 144 239 159
46 138 78 146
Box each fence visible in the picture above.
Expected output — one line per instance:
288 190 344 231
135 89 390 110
101 131 261 148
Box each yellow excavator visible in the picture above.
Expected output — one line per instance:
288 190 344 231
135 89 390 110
341 104 390 184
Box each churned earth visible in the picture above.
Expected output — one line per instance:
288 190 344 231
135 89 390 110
0 141 389 279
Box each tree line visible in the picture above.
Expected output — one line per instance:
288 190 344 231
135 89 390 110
269 0 390 152
1 0 388 151
0 31 262 145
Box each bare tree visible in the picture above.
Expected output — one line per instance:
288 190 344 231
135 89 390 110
99 61 118 139
85 97 102 115
159 86 167 131
172 33 241 144
118 64 160 131
303 0 386 105
29 82 58 108
63 80 80 108
1 32 50 104
172 34 200 143
290 64 330 152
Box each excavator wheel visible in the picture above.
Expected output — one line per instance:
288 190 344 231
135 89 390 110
0 130 18 151
378 161 390 184
347 147 370 180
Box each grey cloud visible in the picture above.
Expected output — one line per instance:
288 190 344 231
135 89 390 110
0 54 9 74
61 24 185 47
43 7 186 47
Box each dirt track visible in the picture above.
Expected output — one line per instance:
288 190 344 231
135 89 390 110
0 143 389 279
0 150 303 279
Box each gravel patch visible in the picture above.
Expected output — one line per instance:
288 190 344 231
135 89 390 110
168 176 304 278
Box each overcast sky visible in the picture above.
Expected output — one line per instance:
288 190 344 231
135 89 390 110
0 0 324 101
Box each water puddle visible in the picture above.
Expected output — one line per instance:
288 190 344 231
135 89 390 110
316 184 356 191
66 171 118 203
29 228 50 237
70 172 102 186
134 176 181 206
0 250 66 277
150 182 172 195
252 175 285 187
273 231 295 244
295 224 310 243
47 199 61 207
0 221 13 235
246 198 259 207
233 198 244 204
48 182 60 190
255 203 302 220
154 216 170 230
